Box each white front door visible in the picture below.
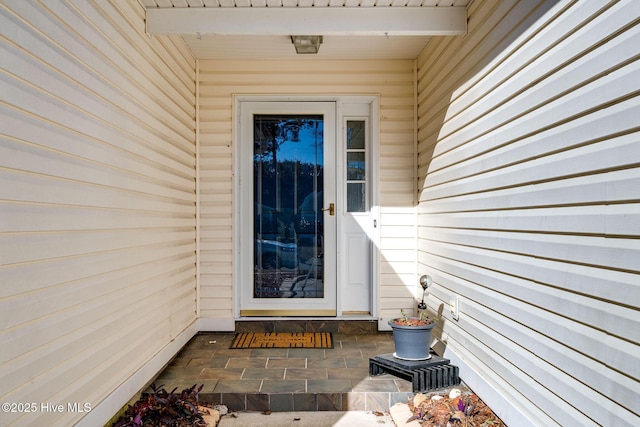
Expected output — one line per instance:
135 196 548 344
236 98 377 318
238 101 337 316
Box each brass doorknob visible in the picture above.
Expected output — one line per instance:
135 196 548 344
322 203 335 216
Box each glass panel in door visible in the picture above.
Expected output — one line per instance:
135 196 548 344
253 114 324 299
239 101 336 316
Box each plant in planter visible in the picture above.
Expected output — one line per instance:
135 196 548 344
388 275 439 361
388 309 437 360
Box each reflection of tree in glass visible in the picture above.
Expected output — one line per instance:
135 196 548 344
254 115 321 159
253 115 325 299
255 161 322 212
254 115 323 213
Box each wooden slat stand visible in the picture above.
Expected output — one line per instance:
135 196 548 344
369 353 461 392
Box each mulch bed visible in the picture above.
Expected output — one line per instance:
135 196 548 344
406 388 505 427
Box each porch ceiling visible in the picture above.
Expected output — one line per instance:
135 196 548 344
140 0 470 60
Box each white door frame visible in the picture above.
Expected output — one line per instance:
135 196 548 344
233 95 379 319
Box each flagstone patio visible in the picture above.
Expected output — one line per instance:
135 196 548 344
149 320 458 413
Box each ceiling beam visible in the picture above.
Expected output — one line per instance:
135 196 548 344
146 7 467 36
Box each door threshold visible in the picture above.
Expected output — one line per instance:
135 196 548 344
240 309 337 317
235 318 380 333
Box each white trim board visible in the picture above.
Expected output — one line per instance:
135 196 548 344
147 7 467 36
198 317 235 332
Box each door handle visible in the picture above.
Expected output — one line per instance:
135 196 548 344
322 203 335 216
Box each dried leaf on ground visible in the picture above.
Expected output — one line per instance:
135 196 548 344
408 389 505 427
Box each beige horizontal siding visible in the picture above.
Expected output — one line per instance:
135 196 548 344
417 0 639 426
198 59 416 323
0 1 196 425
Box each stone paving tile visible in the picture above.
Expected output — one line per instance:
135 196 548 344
250 348 289 358
370 347 395 357
394 378 414 392
293 393 317 411
197 380 220 393
266 357 306 368
220 393 246 411
246 393 269 412
285 367 328 380
325 348 364 358
352 378 399 392
307 379 352 393
246 393 270 411
242 368 285 380
342 392 365 411
390 391 415 406
274 322 307 333
345 358 369 368
331 334 356 343
226 357 268 368
355 333 392 341
307 321 340 333
327 367 370 380
317 393 342 411
340 341 378 350
198 368 244 380
306 357 346 368
366 392 392 412
214 379 262 393
186 357 227 368
212 348 251 357
195 340 234 351
287 348 326 359
269 393 294 411
260 379 306 393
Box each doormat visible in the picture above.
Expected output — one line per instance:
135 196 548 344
230 332 333 349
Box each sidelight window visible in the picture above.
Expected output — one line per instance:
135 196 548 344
346 120 367 212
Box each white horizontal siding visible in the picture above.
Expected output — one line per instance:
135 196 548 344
0 1 196 425
197 59 416 324
417 0 639 426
